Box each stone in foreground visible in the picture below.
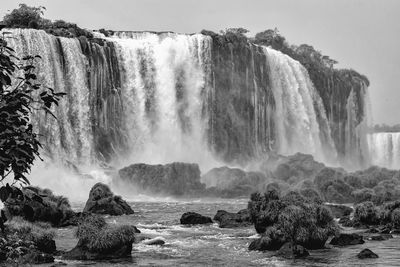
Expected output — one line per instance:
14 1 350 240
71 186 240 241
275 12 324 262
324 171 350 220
180 212 212 225
357 248 378 259
83 183 134 215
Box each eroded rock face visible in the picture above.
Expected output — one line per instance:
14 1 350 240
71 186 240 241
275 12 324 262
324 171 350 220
180 212 212 225
118 162 205 196
330 233 365 246
83 183 134 216
213 209 251 228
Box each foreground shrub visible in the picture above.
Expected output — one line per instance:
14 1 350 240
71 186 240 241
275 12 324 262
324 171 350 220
75 214 136 252
354 201 380 225
248 190 338 250
1 217 56 264
5 186 77 227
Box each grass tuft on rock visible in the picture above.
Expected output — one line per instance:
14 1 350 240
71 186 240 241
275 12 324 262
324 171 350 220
76 215 136 252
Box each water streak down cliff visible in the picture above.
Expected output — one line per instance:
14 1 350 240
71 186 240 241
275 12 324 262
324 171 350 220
5 29 368 169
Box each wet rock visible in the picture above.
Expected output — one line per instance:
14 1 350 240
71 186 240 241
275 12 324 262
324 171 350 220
338 216 353 227
142 237 165 246
83 183 134 216
330 233 365 246
213 209 251 228
63 241 133 260
357 248 378 259
276 242 309 259
324 204 353 218
365 227 379 233
180 212 212 225
248 235 285 251
118 162 205 196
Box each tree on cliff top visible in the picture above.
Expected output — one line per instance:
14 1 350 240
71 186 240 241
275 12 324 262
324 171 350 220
0 29 65 186
2 4 46 29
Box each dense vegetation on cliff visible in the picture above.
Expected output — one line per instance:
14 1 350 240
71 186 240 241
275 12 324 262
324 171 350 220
1 4 93 38
202 28 370 163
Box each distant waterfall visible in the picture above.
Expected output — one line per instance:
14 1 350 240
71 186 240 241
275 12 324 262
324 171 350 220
264 47 337 162
368 133 400 169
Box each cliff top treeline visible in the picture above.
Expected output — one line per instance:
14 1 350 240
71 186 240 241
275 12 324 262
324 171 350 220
2 4 369 86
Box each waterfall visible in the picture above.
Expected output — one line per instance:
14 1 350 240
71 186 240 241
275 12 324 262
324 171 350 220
3 28 374 178
105 32 218 169
368 132 400 169
263 47 337 163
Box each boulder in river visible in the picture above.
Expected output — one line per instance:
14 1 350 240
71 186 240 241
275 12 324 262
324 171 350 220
118 162 205 196
83 183 134 216
63 214 137 261
180 212 212 225
276 242 309 259
330 233 365 246
357 248 378 259
213 209 251 228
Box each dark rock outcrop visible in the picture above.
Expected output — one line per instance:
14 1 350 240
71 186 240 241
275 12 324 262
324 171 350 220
330 233 365 246
83 183 133 216
4 186 77 227
276 242 309 259
180 212 212 225
64 241 133 261
118 162 205 196
357 248 378 259
213 209 251 228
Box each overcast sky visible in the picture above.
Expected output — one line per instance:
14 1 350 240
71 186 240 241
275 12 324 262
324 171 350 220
2 0 399 124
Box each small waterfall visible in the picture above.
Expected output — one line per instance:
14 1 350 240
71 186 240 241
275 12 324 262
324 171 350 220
264 47 337 163
368 132 400 169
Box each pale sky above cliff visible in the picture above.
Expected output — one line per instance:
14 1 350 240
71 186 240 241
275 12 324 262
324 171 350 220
2 0 399 124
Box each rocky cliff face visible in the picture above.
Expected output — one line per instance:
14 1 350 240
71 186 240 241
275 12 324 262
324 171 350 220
203 31 275 163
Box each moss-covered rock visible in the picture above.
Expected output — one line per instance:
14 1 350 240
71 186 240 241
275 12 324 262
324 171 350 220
63 214 138 260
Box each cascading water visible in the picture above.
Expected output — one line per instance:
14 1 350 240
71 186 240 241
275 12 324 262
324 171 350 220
3 28 375 200
368 132 400 169
263 47 337 163
105 32 218 170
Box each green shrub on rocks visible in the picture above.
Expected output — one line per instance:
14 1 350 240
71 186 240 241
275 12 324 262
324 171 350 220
248 190 338 251
354 201 380 225
64 214 138 260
